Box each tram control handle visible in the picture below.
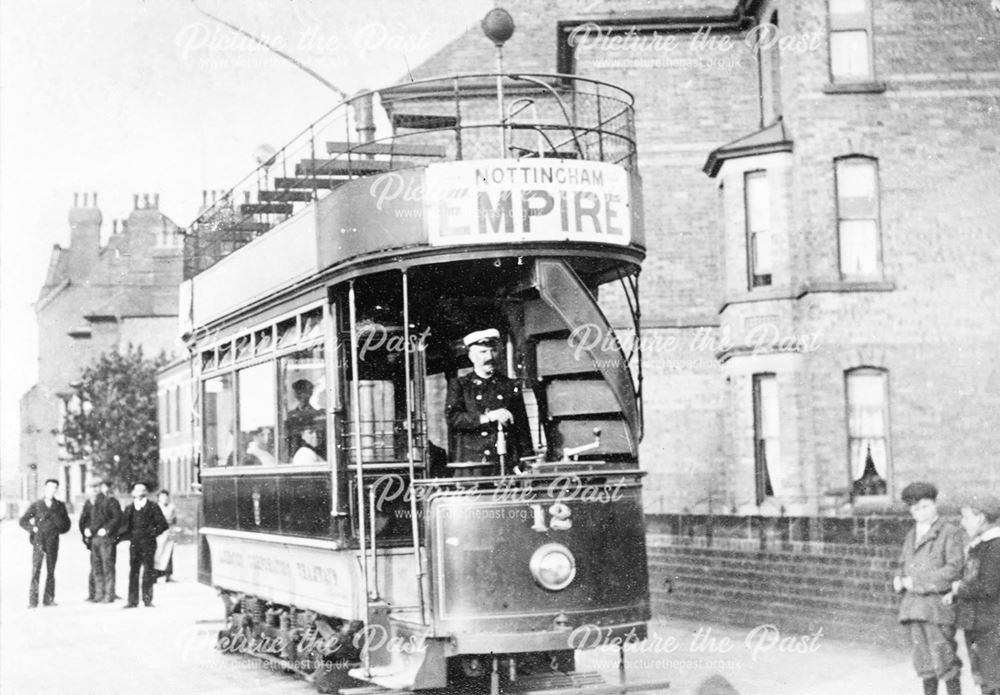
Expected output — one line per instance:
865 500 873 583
516 429 603 473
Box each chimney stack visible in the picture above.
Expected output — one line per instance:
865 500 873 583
68 191 102 279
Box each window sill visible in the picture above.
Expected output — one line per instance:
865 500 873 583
719 286 797 312
849 495 895 514
796 279 895 298
822 81 887 95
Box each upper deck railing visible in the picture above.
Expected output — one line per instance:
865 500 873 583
183 73 637 279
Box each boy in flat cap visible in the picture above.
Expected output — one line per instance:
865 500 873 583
946 494 1000 695
446 328 532 475
894 482 965 695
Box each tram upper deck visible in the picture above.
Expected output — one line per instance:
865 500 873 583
181 73 643 302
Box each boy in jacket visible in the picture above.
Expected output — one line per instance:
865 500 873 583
947 494 1000 695
894 481 965 695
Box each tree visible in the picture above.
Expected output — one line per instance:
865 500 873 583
62 344 166 490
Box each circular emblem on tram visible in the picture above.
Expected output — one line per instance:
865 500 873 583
529 542 576 591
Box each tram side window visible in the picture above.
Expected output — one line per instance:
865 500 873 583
278 345 327 464
203 374 235 467
238 362 277 465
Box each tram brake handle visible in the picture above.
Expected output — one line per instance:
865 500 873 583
561 428 602 461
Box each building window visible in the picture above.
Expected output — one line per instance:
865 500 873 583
174 385 182 436
828 0 874 82
745 171 772 288
158 392 167 435
760 11 782 121
835 156 881 278
752 373 779 504
846 368 889 497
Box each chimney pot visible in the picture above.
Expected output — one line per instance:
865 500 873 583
202 190 208 206
74 192 79 207
133 194 139 209
113 220 118 234
93 192 98 207
211 190 217 203
154 193 160 208
143 193 150 209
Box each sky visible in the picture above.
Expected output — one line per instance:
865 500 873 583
0 0 493 490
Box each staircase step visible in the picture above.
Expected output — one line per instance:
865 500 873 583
547 380 619 417
224 221 271 233
537 338 598 377
326 141 445 158
296 158 395 177
258 190 314 202
391 113 458 130
274 177 346 190
239 203 293 215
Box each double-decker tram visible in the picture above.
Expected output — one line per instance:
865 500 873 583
181 28 661 693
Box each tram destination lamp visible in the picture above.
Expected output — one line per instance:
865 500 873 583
482 8 515 158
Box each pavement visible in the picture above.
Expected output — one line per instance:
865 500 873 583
0 517 982 695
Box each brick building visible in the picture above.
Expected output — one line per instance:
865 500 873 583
19 193 184 508
403 0 1000 642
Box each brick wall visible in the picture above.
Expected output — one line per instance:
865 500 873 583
646 513 918 647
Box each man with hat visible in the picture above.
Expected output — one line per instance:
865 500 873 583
285 378 324 460
893 481 965 695
947 493 1000 695
86 477 121 603
19 478 71 607
445 328 533 474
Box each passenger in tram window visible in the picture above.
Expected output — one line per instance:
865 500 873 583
285 379 325 457
244 427 276 466
445 328 532 472
292 427 326 465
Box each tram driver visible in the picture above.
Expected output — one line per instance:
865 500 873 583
445 328 532 475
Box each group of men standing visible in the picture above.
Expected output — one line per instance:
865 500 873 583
19 477 173 610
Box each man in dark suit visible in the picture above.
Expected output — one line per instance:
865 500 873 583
445 328 532 475
19 478 72 608
79 480 97 601
88 478 122 602
117 482 168 608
